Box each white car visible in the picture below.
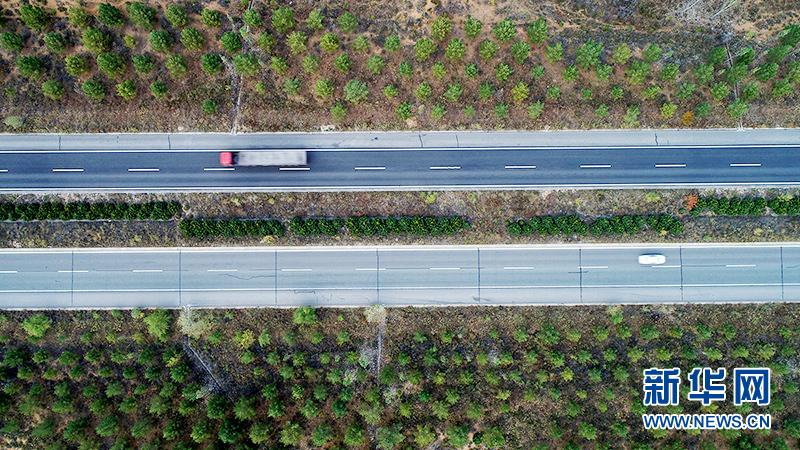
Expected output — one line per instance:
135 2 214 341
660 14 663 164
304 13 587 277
638 254 666 265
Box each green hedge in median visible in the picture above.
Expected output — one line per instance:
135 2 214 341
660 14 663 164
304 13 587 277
289 216 471 237
179 218 285 239
0 201 181 221
507 214 684 237
692 195 800 216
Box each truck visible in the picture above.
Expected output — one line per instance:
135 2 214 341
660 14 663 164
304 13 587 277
219 150 307 167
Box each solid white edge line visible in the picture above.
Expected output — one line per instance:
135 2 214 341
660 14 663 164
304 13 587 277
52 168 84 172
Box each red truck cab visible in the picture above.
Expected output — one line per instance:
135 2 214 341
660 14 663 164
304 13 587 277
219 151 235 166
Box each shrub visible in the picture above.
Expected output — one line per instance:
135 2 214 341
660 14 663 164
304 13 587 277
351 35 369 52
116 80 136 101
510 40 531 64
495 63 513 83
81 28 111 54
286 31 307 55
415 38 436 61
80 78 105 101
431 16 452 41
41 79 64 100
660 63 680 82
384 35 401 51
494 103 509 119
398 61 413 78
464 16 483 39
0 32 24 53
43 32 67 53
16 55 45 79
431 80 456 101
314 79 335 99
563 65 578 82
165 54 189 78
445 38 466 61
511 81 529 103
19 4 52 31
201 8 222 28
272 7 295 34
465 63 479 78
233 53 260 77
149 31 173 53
22 314 51 339
344 79 369 104
492 19 516 42
416 82 433 102
306 9 324 30
727 99 749 119
396 102 413 120
377 425 405 450
382 84 398 99
201 53 224 76
132 54 156 75
365 55 385 75
642 43 662 64
166 4 189 28
527 101 544 119
479 39 499 59
320 32 339 53
576 39 603 69
302 55 320 74
97 52 126 79
612 43 632 65
220 31 242 54
338 12 358 33
181 28 205 52
330 102 347 121
693 63 714 85
243 9 262 28
627 60 649 84
710 82 731 102
660 102 677 119
546 85 561 101
150 80 168 99
545 42 564 62
283 78 300 96
68 6 91 29
334 53 352 72
202 99 218 114
142 310 172 342
127 2 156 30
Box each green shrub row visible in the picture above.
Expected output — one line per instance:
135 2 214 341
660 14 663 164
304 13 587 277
693 196 800 216
179 218 285 239
290 216 471 237
0 201 181 221
507 214 684 236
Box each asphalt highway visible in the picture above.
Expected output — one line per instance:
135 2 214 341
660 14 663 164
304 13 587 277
1 244 797 309
1 129 800 191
